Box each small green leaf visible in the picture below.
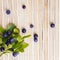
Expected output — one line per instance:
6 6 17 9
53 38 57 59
13 28 20 34
12 41 21 49
6 23 16 31
19 48 24 53
17 35 23 42
7 44 12 49
14 42 28 53
15 48 24 53
22 35 31 39
0 38 2 44
22 42 29 49
12 33 18 38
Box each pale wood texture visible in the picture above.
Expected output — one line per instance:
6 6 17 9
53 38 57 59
0 0 59 60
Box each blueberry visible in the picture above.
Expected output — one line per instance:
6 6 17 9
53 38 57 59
7 31 12 35
22 5 26 9
5 38 14 45
3 31 11 38
13 52 19 57
5 40 10 46
3 33 8 38
34 37 38 42
34 33 38 42
9 38 14 43
30 24 34 28
0 47 5 52
50 23 55 28
22 28 26 33
34 33 38 38
6 9 11 15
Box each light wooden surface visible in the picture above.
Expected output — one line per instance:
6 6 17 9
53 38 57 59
0 0 59 60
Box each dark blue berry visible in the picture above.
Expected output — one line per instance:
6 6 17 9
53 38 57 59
0 47 5 52
34 33 38 42
50 23 55 28
3 33 8 38
5 40 10 46
34 37 38 42
9 38 14 44
6 38 14 45
22 5 26 9
22 28 26 33
6 10 10 15
13 52 19 57
7 31 12 35
30 24 34 28
34 33 38 38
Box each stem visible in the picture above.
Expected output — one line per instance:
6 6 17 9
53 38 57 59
0 52 6 56
0 50 11 56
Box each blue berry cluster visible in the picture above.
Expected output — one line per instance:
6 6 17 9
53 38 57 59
3 31 12 38
0 24 19 57
5 37 14 46
0 23 30 57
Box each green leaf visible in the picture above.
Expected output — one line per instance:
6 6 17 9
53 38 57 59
6 23 16 31
15 48 24 53
0 38 2 44
22 42 29 49
2 38 8 43
22 35 31 39
0 43 7 50
0 26 5 33
19 48 24 53
13 28 20 34
12 33 19 38
14 42 28 53
12 41 22 49
17 35 23 42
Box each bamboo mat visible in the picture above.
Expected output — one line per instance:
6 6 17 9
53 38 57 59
0 0 59 60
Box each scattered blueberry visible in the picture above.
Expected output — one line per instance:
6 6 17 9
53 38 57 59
22 28 26 33
34 33 38 38
6 9 11 15
22 5 26 9
13 52 19 57
50 23 55 28
0 47 5 52
30 24 34 28
34 33 38 42
34 37 38 42
9 38 15 44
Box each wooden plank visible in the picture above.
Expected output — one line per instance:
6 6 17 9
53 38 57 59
43 0 48 60
54 0 59 60
48 0 59 60
0 0 59 60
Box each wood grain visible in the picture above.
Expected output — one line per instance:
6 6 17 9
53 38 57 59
0 0 59 60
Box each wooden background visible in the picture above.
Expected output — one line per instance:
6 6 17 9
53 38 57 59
0 0 59 60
